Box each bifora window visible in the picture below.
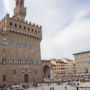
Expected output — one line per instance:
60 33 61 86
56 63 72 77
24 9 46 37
10 58 14 64
24 44 27 48
11 41 15 47
18 43 22 48
2 58 6 65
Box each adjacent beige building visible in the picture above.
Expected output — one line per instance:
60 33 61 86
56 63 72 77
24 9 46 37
0 0 43 85
74 51 90 76
61 58 76 76
51 59 68 78
50 58 76 78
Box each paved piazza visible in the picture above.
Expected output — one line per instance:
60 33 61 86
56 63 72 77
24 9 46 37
26 83 90 90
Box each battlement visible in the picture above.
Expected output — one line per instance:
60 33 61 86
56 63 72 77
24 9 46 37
0 14 42 30
5 14 42 29
0 14 42 40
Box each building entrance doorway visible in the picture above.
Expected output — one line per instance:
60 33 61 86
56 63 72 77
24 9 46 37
24 74 28 83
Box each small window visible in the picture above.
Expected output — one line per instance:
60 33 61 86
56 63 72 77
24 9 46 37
18 43 22 48
15 24 17 27
24 27 26 30
19 25 22 29
30 44 32 49
32 29 33 32
2 58 6 65
3 39 7 45
35 30 37 34
10 22 12 26
24 44 27 48
28 28 29 31
38 31 40 34
11 41 15 47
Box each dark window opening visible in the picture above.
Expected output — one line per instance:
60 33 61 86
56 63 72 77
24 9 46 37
24 27 26 30
15 24 17 27
32 29 33 32
3 75 6 82
28 28 29 31
19 25 21 29
10 22 12 26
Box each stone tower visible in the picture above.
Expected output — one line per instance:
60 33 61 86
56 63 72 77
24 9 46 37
0 0 43 85
14 0 26 21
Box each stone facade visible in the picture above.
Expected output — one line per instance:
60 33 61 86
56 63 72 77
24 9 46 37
74 51 90 76
0 0 43 85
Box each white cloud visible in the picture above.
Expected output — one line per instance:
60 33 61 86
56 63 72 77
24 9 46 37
2 0 90 60
3 0 15 16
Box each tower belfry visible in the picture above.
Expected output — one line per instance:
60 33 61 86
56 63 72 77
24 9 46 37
14 0 26 21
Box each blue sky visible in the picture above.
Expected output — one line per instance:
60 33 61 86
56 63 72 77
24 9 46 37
1 0 90 60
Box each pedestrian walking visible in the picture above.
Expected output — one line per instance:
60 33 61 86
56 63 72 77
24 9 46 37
65 85 67 90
